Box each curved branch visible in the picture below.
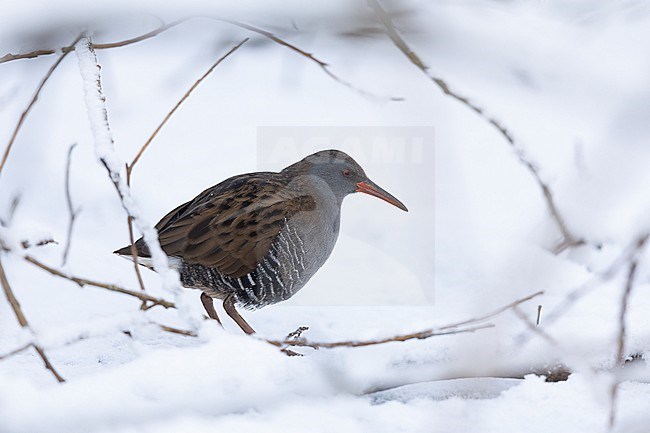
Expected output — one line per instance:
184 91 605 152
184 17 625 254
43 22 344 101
266 290 543 350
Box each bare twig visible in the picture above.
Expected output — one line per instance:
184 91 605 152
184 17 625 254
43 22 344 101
127 216 148 309
124 38 248 310
367 0 580 250
536 305 542 326
157 324 197 337
0 34 83 179
439 290 544 330
61 143 80 266
0 49 58 64
0 258 65 382
23 254 175 309
266 291 543 350
124 164 148 308
0 342 31 360
127 37 249 173
513 305 558 347
3 17 398 100
0 21 186 65
220 19 400 101
528 235 649 340
609 259 640 429
92 20 186 50
266 324 493 349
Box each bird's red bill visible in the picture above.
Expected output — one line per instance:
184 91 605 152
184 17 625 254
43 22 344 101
356 181 408 212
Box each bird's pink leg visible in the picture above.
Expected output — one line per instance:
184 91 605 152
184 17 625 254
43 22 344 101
223 295 256 335
200 292 222 326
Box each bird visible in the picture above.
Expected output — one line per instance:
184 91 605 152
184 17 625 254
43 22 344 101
114 149 408 334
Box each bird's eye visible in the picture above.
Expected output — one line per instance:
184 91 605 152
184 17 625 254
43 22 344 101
342 169 351 177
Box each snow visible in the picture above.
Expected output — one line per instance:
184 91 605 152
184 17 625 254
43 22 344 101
1 1 650 432
74 36 196 327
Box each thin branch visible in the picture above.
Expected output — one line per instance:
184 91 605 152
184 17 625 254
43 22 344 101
0 259 27 327
265 324 494 349
220 19 401 101
513 305 558 347
123 39 248 308
0 34 83 179
124 164 148 307
439 290 544 330
127 37 249 173
266 290 543 350
0 258 65 382
61 143 80 266
529 235 649 340
0 342 31 360
0 21 186 65
157 324 197 337
127 216 148 307
92 20 186 50
367 0 580 250
2 18 398 100
23 254 175 309
609 259 639 429
0 49 57 64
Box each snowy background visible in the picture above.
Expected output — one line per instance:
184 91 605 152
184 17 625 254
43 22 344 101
1 1 650 432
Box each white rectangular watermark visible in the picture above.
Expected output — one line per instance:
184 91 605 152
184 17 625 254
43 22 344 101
257 126 434 306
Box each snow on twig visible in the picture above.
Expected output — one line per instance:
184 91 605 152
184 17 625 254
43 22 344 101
74 36 196 327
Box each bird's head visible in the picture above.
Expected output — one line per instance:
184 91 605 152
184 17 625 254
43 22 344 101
284 149 408 212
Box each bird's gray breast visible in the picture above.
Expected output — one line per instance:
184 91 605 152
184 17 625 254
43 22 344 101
241 178 341 308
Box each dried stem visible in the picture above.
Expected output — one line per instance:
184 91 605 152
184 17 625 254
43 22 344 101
0 21 186 65
2 18 396 100
23 254 175 309
127 37 249 173
439 290 544 330
0 342 32 360
157 324 197 337
0 34 83 179
265 324 493 349
532 235 649 338
124 165 148 307
266 291 543 350
609 259 639 428
0 258 65 382
124 38 248 310
513 305 558 347
92 20 186 50
61 143 80 266
220 19 399 101
367 0 579 250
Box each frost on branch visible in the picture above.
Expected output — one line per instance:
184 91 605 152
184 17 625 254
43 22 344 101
74 36 196 327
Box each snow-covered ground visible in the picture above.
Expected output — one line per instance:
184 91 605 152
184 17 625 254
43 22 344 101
1 1 650 432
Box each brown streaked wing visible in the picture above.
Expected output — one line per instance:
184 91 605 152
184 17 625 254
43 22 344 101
156 174 316 278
